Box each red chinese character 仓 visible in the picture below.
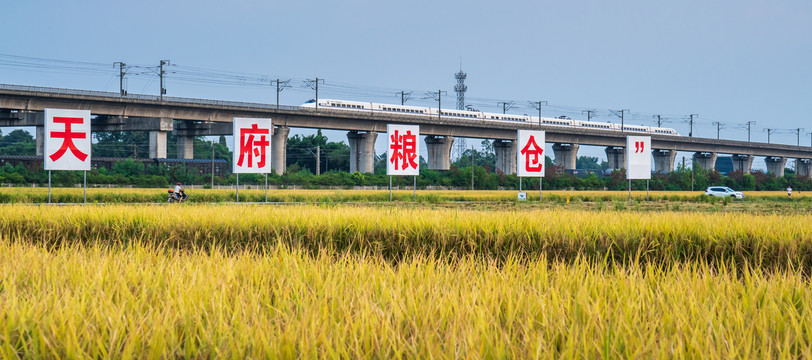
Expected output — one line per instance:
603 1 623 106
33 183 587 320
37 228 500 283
237 124 270 168
520 135 544 172
49 117 88 162
389 130 418 170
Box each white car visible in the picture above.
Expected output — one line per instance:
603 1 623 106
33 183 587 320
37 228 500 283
705 186 745 199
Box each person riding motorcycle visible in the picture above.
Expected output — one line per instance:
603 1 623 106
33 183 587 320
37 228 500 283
172 182 188 202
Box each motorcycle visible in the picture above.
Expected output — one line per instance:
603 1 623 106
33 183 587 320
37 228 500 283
167 189 188 203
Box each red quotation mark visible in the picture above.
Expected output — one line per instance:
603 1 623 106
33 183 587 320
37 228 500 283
634 141 645 153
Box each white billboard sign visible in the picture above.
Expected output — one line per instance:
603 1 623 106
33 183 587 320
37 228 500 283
44 108 91 171
386 124 419 176
626 136 651 179
232 117 273 174
517 130 546 177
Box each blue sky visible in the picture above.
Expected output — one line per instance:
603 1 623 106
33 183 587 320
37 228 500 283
2 0 810 168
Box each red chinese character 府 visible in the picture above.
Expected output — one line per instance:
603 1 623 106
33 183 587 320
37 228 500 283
237 124 270 168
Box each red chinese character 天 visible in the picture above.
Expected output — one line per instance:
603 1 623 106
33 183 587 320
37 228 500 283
389 130 418 170
49 117 88 162
237 124 270 168
520 135 544 172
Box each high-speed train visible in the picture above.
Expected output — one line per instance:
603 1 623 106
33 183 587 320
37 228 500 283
302 99 681 136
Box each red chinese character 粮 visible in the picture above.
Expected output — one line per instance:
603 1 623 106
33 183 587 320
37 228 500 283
237 124 270 168
49 117 88 162
520 135 544 172
389 130 418 170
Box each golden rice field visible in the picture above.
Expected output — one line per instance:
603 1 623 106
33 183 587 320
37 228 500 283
2 203 812 357
0 186 808 204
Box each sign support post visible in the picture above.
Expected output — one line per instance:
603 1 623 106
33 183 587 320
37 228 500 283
413 175 416 201
232 117 273 204
626 136 652 203
44 108 92 205
386 124 420 202
517 130 546 203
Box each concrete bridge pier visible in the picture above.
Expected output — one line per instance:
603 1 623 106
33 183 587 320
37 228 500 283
425 135 454 170
693 152 717 171
765 156 787 177
149 131 167 158
347 131 378 173
652 149 676 173
177 136 194 159
797 159 812 179
272 126 290 175
35 126 44 156
605 146 625 170
731 154 754 173
493 139 516 174
552 143 579 170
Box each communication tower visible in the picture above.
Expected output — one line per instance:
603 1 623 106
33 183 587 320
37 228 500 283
453 66 468 160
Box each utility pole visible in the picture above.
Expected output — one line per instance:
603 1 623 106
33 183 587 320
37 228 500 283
765 128 775 144
426 90 447 120
211 143 215 189
582 110 596 122
610 109 629 131
497 101 515 114
159 60 170 100
271 79 290 109
795 128 804 146
316 146 321 175
114 62 127 97
712 121 724 140
305 78 325 109
471 146 474 191
397 91 412 105
686 114 698 137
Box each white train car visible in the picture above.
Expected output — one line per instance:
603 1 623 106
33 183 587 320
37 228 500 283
303 98 682 136
532 116 575 127
481 112 531 123
373 102 432 116
430 108 484 120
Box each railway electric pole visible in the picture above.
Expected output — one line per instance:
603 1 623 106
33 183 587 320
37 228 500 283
397 91 412 105
426 90 447 120
582 110 596 122
765 128 776 144
740 121 756 142
529 101 547 128
305 78 325 109
653 114 664 127
686 114 698 137
796 128 804 146
497 101 515 114
610 109 629 131
712 121 725 140
114 62 127 97
271 79 290 109
808 132 812 147
159 60 170 100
